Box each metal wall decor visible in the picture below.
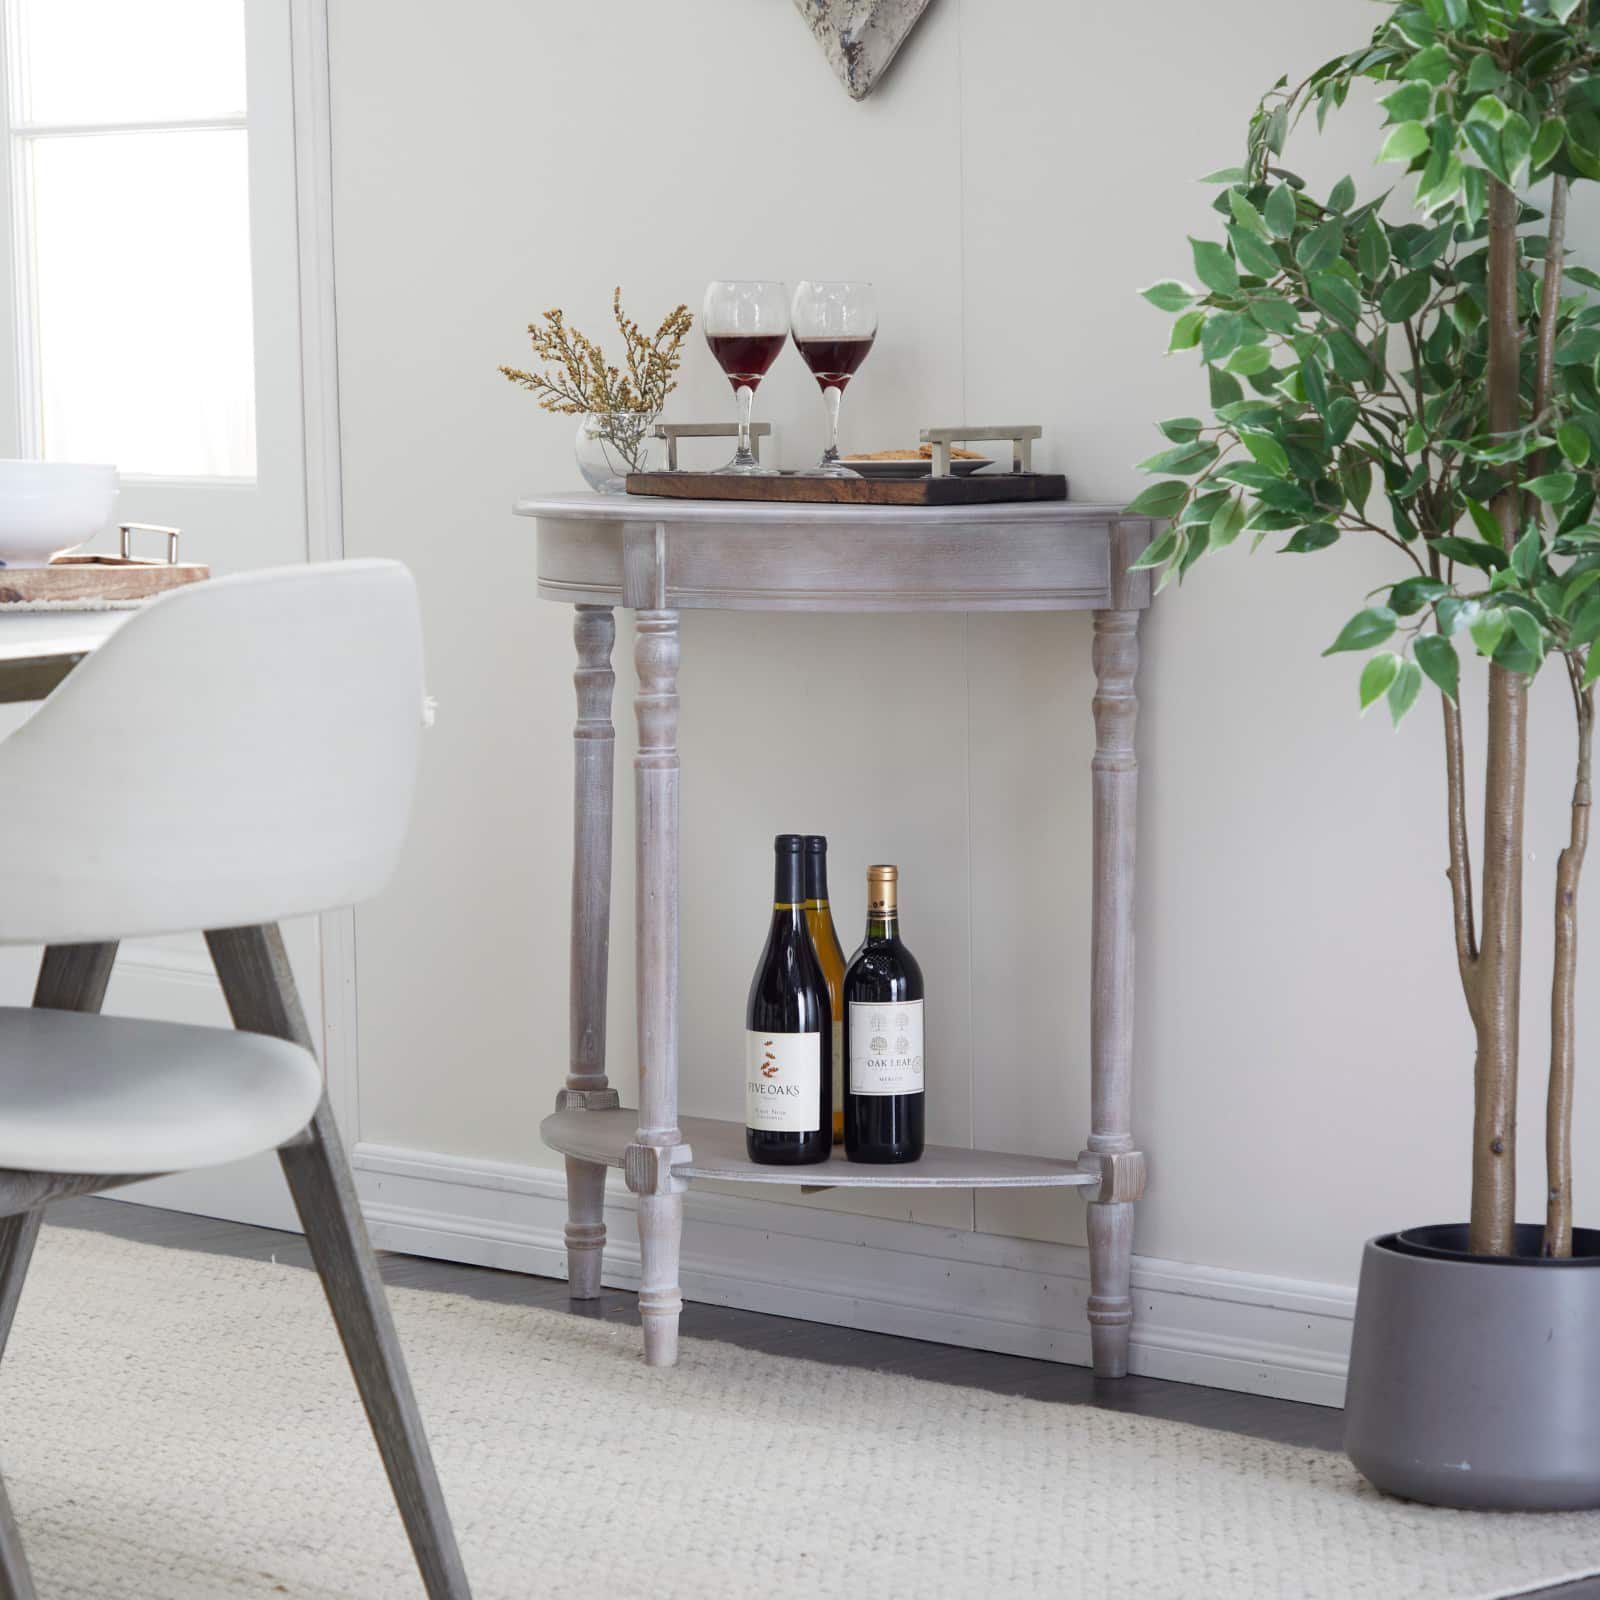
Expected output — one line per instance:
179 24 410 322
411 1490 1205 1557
793 0 934 101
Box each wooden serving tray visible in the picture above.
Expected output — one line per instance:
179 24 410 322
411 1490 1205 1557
0 554 209 607
625 470 1068 506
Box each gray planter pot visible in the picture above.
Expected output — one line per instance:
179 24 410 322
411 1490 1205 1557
1344 1224 1600 1509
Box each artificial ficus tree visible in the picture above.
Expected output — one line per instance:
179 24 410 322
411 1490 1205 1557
1130 0 1600 1257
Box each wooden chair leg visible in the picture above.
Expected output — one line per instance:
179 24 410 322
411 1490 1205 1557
206 925 471 1600
0 944 122 1365
0 1212 42 1367
0 1462 36 1600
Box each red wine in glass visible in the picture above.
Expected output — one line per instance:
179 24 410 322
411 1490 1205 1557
794 334 875 391
708 332 788 391
789 282 878 476
702 280 788 475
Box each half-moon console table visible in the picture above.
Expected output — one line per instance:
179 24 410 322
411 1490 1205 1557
515 491 1154 1375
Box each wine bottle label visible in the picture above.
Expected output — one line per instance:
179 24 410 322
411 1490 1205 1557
832 1019 844 1100
745 1030 821 1132
849 1000 924 1096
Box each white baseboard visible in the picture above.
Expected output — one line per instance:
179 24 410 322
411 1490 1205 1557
353 1142 1354 1408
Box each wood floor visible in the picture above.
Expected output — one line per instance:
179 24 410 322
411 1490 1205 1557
38 1196 1600 1600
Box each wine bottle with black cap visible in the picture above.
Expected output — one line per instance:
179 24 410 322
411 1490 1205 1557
802 835 847 1149
745 834 832 1165
842 864 925 1163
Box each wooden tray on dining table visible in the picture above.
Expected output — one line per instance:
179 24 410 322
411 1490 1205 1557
0 553 209 607
625 470 1068 507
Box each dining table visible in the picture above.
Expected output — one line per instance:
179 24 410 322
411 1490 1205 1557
0 612 130 705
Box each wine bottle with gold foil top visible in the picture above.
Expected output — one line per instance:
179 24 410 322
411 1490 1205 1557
842 864 925 1163
803 836 847 1148
745 834 832 1165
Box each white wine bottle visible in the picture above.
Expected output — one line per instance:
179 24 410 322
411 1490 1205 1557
802 835 847 1149
745 834 832 1165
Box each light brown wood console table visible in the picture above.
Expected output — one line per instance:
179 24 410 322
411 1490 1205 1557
516 491 1154 1375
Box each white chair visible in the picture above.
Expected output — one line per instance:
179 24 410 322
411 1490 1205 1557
0 561 469 1599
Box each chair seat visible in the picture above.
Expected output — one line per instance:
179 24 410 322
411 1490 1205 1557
0 1008 321 1176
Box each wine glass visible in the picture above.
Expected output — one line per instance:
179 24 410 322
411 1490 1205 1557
790 281 877 477
703 280 788 475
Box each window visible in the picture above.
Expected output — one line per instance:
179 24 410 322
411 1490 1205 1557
4 0 256 477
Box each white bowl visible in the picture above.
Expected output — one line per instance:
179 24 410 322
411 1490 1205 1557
0 461 120 568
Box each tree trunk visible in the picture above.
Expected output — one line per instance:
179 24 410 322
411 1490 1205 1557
1467 179 1528 1257
1546 685 1592 1257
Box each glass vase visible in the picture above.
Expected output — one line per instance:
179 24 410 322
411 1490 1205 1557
574 412 661 494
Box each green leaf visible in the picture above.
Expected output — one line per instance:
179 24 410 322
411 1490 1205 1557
1191 237 1239 295
1380 82 1432 124
1210 494 1247 549
1209 366 1244 408
1264 183 1298 239
1406 46 1452 86
1377 122 1430 164
1295 218 1345 272
1525 472 1576 504
1158 416 1205 444
1464 496 1503 546
1502 111 1532 186
1358 215 1391 282
1327 174 1356 213
1379 270 1432 322
1168 309 1205 352
1390 576 1450 616
1585 648 1600 690
1387 659 1423 726
1470 607 1510 658
1511 525 1545 580
1465 55 1506 93
1239 431 1289 476
1283 523 1339 552
1248 296 1299 334
1199 166 1248 184
1137 441 1220 476
1532 116 1566 173
1360 652 1400 711
1324 606 1397 655
1308 271 1362 328
1429 535 1508 571
1125 481 1189 519
1570 593 1600 648
1463 94 1509 131
1559 423 1592 468
1414 634 1460 704
1128 529 1177 571
1225 344 1273 376
1325 329 1374 384
1507 607 1546 664
1178 490 1228 527
1226 189 1270 238
1437 597 1478 637
1201 312 1244 364
1300 354 1329 415
1229 225 1282 279
1141 280 1199 312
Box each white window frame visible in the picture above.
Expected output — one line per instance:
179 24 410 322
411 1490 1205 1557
0 1 255 482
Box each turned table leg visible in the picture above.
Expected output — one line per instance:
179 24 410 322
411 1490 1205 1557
626 609 690 1366
559 605 621 1299
1081 607 1148 1378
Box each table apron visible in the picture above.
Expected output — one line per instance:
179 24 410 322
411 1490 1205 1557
536 514 1120 612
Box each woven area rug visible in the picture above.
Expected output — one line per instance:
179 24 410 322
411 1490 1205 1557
2 1227 1598 1599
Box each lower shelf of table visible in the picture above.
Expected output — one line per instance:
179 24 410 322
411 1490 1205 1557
541 1107 1097 1190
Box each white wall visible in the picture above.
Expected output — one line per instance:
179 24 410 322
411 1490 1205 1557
326 0 1600 1321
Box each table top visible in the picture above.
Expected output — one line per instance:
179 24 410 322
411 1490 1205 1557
515 490 1130 527
0 611 130 703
